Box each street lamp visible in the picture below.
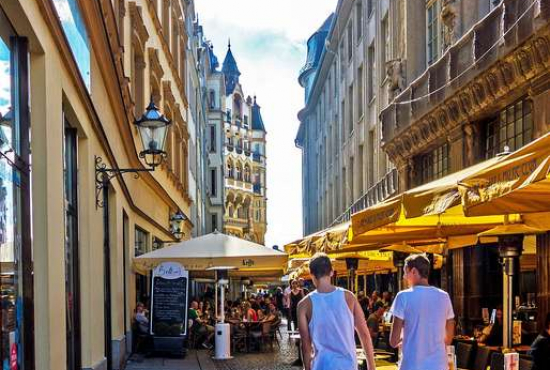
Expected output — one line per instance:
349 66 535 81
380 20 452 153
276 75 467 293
170 210 187 240
135 99 171 168
95 96 172 207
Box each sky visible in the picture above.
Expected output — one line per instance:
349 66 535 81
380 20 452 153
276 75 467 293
195 0 337 248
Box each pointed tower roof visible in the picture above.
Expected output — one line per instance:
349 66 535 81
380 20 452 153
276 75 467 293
251 96 266 132
222 40 241 94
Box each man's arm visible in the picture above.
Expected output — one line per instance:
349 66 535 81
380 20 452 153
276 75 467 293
347 292 376 370
445 319 455 345
297 297 313 370
389 317 403 348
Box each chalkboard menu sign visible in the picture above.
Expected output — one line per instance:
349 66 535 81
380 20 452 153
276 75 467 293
150 262 189 336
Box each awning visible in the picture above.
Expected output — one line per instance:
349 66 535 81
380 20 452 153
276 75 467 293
284 222 351 258
133 231 288 275
460 131 550 216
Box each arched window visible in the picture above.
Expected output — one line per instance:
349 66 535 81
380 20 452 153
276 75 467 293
228 205 234 217
234 95 242 119
226 160 233 178
244 165 251 182
236 163 242 181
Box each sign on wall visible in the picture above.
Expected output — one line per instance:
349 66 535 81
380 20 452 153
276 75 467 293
150 262 189 336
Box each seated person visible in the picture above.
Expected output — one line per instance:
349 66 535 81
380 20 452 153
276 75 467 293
243 301 258 322
189 300 214 349
366 301 385 346
478 307 503 346
529 313 550 370
134 302 149 334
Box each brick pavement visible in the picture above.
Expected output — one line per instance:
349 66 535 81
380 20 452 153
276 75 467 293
125 321 300 370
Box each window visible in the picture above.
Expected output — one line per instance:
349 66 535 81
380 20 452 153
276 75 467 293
357 65 364 118
426 0 441 65
211 215 218 232
356 2 363 42
64 125 81 370
349 157 355 202
152 237 163 251
0 11 33 368
162 0 170 44
53 0 91 89
367 44 375 101
244 165 251 182
209 90 216 109
209 125 216 152
236 163 242 181
226 160 233 178
244 115 249 128
358 145 364 195
486 99 533 158
368 130 375 186
420 143 450 183
367 0 373 17
348 85 353 134
381 16 389 68
347 23 353 62
211 169 217 197
134 227 149 304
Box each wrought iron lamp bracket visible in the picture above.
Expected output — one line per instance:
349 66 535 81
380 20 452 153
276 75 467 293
95 156 154 208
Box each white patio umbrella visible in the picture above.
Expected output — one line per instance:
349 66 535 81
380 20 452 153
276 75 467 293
133 231 288 276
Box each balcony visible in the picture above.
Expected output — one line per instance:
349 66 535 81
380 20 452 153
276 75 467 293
224 216 250 230
226 144 234 152
244 149 251 156
236 146 243 154
380 1 548 160
331 168 399 226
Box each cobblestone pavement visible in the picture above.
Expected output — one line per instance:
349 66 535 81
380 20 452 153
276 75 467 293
213 320 301 370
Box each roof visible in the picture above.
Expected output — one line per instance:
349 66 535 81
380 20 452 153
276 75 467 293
222 40 241 94
251 96 266 132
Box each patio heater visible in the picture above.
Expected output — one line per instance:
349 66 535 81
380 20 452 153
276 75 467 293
478 222 543 349
207 266 236 360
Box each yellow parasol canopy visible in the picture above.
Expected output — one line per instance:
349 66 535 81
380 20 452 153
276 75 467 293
460 131 550 217
133 231 288 276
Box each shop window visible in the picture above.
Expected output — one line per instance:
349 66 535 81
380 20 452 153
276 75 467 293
419 142 450 183
0 9 33 368
486 98 533 158
52 0 91 89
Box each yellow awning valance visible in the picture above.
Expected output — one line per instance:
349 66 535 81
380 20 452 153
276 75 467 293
460 131 550 216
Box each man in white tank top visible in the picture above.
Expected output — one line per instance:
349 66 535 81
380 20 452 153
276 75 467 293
297 253 376 370
389 254 455 370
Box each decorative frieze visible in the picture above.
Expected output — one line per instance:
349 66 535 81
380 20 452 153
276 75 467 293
384 32 550 166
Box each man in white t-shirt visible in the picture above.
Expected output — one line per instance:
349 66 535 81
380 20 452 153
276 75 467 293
389 254 455 370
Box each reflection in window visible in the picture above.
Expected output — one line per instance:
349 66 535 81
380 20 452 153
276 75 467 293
419 142 450 183
486 99 533 158
53 0 91 89
0 37 13 152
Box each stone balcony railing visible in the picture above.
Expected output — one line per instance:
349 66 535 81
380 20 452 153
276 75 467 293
226 178 253 192
224 216 250 230
380 0 550 164
331 168 399 226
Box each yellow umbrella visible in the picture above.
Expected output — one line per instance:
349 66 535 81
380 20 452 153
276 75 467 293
460 131 550 216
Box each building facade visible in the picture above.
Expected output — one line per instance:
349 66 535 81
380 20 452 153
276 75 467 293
0 0 195 369
221 44 268 244
378 0 550 331
297 0 401 236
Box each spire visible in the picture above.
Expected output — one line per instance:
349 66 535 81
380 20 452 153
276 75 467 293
251 96 266 132
222 40 241 94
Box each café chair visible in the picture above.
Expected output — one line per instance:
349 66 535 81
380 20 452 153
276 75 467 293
456 342 475 370
472 346 493 370
519 354 534 370
490 352 505 370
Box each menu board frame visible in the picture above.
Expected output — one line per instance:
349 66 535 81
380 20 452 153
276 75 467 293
150 262 189 337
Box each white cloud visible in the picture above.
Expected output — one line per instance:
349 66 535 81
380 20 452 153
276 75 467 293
195 0 337 247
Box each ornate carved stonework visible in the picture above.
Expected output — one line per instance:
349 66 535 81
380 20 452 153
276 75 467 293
129 2 149 49
383 32 550 166
441 0 458 50
463 123 476 167
386 59 406 98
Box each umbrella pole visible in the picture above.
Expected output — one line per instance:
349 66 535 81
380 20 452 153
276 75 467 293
215 270 218 321
498 236 523 349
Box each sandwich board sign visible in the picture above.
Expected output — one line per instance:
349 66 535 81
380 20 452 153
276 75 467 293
150 262 189 336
